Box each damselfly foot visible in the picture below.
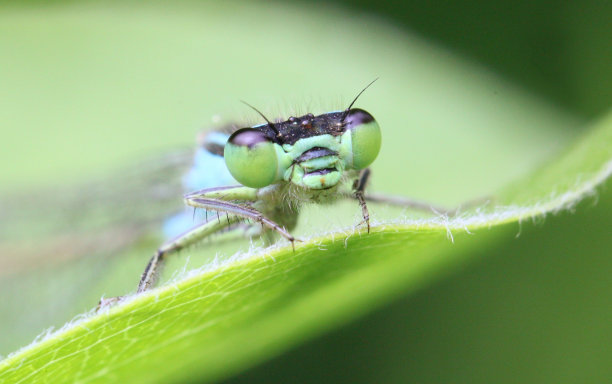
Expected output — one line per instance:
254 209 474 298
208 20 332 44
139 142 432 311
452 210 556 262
97 296 126 310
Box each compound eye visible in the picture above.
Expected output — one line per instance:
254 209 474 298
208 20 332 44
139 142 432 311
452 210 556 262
224 128 279 188
345 109 381 170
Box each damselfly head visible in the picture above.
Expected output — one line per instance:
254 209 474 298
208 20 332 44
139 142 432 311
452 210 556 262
225 81 380 190
224 108 381 190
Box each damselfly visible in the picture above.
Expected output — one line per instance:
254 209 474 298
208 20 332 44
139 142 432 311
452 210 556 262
127 79 451 296
0 80 447 313
128 79 379 294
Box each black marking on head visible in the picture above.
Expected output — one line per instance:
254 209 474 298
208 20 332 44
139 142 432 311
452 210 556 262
304 167 337 176
296 147 337 162
231 112 346 146
256 111 346 145
235 88 377 146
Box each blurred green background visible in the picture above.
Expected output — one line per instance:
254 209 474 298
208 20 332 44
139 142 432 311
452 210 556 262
0 0 610 382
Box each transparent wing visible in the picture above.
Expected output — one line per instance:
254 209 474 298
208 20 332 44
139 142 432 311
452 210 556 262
0 149 193 274
0 149 193 355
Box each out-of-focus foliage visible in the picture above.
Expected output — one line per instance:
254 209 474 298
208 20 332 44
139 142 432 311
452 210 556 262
322 0 612 118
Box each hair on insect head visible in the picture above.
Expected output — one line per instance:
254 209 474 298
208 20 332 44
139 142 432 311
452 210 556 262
340 78 379 123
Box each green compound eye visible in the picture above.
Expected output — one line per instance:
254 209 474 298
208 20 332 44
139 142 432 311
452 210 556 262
345 108 381 170
224 128 279 188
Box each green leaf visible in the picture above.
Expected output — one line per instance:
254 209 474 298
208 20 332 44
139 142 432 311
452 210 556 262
2 119 610 384
2 100 611 384
1 2 611 384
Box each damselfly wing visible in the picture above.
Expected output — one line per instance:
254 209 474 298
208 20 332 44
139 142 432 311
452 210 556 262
0 148 195 354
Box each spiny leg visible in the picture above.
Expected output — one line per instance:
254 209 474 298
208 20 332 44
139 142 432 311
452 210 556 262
137 213 240 293
138 196 295 293
187 198 295 242
346 168 469 231
349 168 452 214
96 213 239 309
343 167 457 216
353 168 371 233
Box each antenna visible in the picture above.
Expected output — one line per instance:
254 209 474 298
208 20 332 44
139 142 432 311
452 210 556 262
341 78 379 122
240 100 280 136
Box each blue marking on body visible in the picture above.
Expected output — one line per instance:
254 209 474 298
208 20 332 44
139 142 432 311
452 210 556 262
163 132 237 239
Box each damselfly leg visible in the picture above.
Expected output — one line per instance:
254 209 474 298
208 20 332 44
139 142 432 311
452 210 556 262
136 184 295 293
